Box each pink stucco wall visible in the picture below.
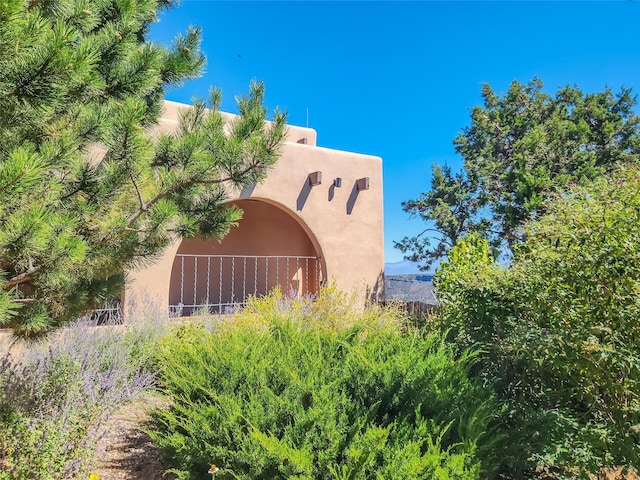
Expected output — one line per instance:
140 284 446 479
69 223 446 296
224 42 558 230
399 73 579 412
125 101 384 313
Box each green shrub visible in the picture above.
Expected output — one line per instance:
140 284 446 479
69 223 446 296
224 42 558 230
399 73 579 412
435 167 640 477
150 286 497 479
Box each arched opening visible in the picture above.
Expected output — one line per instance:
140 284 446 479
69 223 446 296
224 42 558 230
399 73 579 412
168 199 324 315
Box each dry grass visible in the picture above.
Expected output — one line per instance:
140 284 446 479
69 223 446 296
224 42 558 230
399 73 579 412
591 467 640 480
90 392 175 480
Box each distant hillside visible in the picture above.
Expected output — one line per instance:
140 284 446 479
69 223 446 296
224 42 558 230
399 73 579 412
384 259 440 275
384 274 438 304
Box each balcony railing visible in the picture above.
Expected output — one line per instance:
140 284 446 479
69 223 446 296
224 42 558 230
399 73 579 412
170 254 322 316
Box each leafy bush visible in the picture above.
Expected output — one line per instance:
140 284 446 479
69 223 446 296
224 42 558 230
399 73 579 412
0 317 159 479
150 286 497 479
435 167 640 477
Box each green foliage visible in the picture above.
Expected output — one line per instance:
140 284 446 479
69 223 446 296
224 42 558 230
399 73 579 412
397 78 640 269
434 166 640 477
0 0 287 336
150 287 497 479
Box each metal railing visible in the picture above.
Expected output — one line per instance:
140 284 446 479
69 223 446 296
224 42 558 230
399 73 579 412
170 254 321 316
82 300 123 324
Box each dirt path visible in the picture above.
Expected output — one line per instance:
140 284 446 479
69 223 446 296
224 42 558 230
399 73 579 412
91 394 176 480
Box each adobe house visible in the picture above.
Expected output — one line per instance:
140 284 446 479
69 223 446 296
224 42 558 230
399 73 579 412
124 101 384 315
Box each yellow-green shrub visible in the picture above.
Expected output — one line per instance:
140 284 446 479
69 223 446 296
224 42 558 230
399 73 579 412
150 286 497 479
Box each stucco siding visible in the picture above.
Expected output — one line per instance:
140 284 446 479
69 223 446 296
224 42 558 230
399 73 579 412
124 102 384 313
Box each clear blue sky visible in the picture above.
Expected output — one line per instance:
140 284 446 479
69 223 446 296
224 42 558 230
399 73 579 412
150 1 640 272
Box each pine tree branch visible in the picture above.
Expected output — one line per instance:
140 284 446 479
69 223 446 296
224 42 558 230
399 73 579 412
0 169 31 194
130 173 144 209
124 174 234 227
4 265 40 288
413 228 453 247
10 49 56 99
60 183 86 201
94 161 261 246
122 157 271 230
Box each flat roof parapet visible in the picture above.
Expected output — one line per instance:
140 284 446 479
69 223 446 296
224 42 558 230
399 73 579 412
160 100 318 146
